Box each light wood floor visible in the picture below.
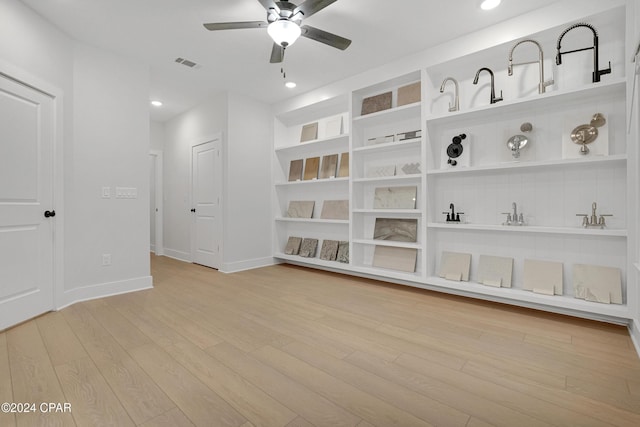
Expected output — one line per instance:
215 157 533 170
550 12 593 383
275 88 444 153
1 255 640 426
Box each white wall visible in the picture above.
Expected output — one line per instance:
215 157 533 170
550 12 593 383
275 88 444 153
150 121 165 151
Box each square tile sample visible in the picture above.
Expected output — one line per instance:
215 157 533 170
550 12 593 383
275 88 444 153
396 162 421 176
361 91 392 115
523 259 563 295
573 264 622 304
438 251 471 282
284 237 302 255
397 81 421 106
299 238 318 258
337 152 349 178
325 116 343 137
288 159 303 182
337 241 349 263
373 246 417 273
319 154 339 179
367 135 395 146
373 186 417 209
303 157 320 180
373 218 418 242
320 200 349 220
287 201 314 218
366 164 396 178
477 255 513 288
319 240 339 261
300 122 318 142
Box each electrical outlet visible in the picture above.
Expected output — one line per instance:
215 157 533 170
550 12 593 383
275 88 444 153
102 254 111 266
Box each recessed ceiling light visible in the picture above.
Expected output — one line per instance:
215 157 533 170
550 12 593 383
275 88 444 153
151 100 163 107
480 0 501 10
285 81 297 89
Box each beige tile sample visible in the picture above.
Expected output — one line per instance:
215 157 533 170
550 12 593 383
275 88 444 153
397 81 421 106
319 240 339 261
337 152 349 178
325 116 343 137
573 264 622 304
366 164 396 178
361 91 392 115
300 122 318 142
319 154 339 179
287 201 314 218
439 251 471 282
337 241 349 263
373 218 418 242
303 157 320 180
396 162 421 175
299 238 318 258
523 259 563 295
320 200 349 220
373 186 417 209
373 246 417 273
288 159 303 182
284 237 302 255
477 255 514 288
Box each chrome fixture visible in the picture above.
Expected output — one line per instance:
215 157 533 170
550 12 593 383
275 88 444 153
502 202 525 226
570 113 606 155
507 122 533 159
556 22 611 83
439 77 459 112
443 203 464 223
473 67 503 104
576 202 611 229
508 39 554 94
446 133 466 166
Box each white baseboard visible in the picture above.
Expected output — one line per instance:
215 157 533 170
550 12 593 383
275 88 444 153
163 248 191 263
150 244 156 253
630 319 640 357
57 275 153 310
220 256 275 273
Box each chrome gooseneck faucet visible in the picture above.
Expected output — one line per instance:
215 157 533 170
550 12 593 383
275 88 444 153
473 67 503 104
439 77 459 112
556 22 611 83
508 39 554 94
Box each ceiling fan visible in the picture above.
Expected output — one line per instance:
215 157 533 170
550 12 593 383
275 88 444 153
203 0 352 63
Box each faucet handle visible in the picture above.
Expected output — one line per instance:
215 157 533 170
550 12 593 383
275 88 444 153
598 214 613 228
493 90 503 103
501 212 512 225
576 214 589 227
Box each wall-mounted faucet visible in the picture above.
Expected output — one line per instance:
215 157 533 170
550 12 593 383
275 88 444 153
556 22 611 83
443 203 464 222
576 202 612 229
473 67 503 104
508 39 554 94
439 77 459 112
502 202 525 226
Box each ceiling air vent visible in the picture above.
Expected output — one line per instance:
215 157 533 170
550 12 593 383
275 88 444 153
174 57 200 68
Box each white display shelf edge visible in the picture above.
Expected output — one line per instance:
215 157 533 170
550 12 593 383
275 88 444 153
350 264 424 282
352 239 422 249
353 102 421 124
276 217 349 225
427 222 627 237
353 209 422 215
275 133 349 153
274 253 351 270
353 175 421 184
275 177 349 186
353 138 421 154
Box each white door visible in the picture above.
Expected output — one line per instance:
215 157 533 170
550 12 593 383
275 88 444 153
191 139 222 269
0 74 55 330
149 150 164 256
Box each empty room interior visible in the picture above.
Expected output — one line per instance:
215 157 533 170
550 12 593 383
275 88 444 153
2 0 640 425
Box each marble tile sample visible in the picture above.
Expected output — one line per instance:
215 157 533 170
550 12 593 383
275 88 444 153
303 157 320 180
361 91 392 115
337 152 349 178
337 241 349 263
320 200 349 220
573 264 622 304
300 122 318 142
523 259 563 295
396 162 421 176
299 238 318 258
397 81 421 106
284 236 302 255
319 154 339 179
367 135 395 145
477 255 513 288
438 251 471 282
373 218 418 242
373 186 417 209
372 246 417 273
319 240 339 261
287 201 314 218
396 130 422 141
288 159 303 182
366 165 396 178
325 116 343 137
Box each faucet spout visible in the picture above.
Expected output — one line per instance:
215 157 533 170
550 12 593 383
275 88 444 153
556 22 611 83
508 39 553 94
439 77 459 112
473 67 503 104
512 202 518 219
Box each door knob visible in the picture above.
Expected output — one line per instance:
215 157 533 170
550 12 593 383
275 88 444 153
190 208 196 212
44 210 56 218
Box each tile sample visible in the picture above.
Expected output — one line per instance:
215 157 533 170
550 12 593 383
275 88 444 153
396 130 421 141
373 186 417 209
303 157 320 180
397 81 421 106
299 238 318 258
287 201 314 218
439 251 471 282
373 218 418 242
396 162 421 176
573 264 622 304
319 154 339 179
319 240 339 261
361 91 392 115
320 200 349 220
337 152 349 178
288 159 303 182
325 116 343 137
300 122 318 142
367 135 395 145
372 246 417 273
284 237 302 255
477 255 513 288
523 259 563 295
336 241 349 263
366 165 396 178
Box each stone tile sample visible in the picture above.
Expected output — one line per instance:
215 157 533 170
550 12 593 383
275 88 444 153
287 201 314 218
300 122 318 142
523 259 563 295
337 241 349 263
319 240 339 261
373 218 418 242
284 237 302 255
373 186 417 209
573 264 622 304
396 130 421 141
325 116 343 137
299 238 318 258
288 159 303 182
477 255 513 288
361 91 392 115
366 165 396 178
337 152 349 178
439 251 471 282
303 157 320 180
396 162 421 176
397 81 421 106
319 154 339 179
367 135 395 146
372 246 417 273
320 200 349 220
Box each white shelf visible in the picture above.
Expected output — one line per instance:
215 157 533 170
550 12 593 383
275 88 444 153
350 264 423 283
353 137 421 154
275 177 349 187
352 175 421 184
275 134 349 154
353 102 421 125
276 217 349 225
353 209 421 215
352 239 422 249
427 222 627 237
274 253 351 270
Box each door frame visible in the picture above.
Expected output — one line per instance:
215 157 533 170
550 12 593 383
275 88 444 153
0 60 64 311
149 150 164 256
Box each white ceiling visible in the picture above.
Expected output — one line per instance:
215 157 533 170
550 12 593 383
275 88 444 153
22 0 563 122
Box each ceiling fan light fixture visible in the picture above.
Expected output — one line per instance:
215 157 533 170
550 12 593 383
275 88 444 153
267 19 301 47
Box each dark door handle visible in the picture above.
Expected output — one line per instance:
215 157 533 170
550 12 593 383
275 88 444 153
190 208 196 212
44 210 56 218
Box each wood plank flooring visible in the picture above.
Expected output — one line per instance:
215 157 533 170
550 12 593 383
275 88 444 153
1 254 639 426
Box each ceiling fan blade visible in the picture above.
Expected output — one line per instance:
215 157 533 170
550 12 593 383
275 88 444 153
301 25 351 50
270 43 285 63
204 21 268 31
257 0 280 13
293 0 337 19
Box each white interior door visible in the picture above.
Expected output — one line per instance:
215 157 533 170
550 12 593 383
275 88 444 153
191 139 222 269
149 150 163 255
0 74 55 330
